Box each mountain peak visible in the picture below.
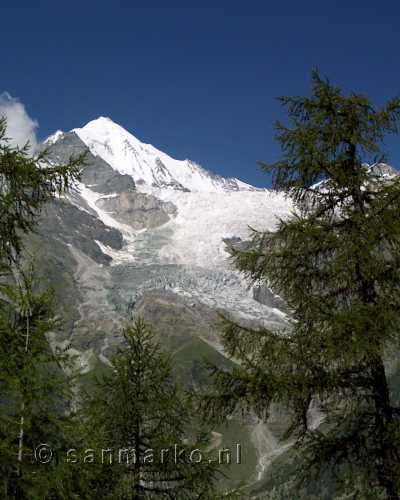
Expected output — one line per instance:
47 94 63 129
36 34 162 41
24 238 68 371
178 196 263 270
85 116 120 128
68 117 258 193
95 115 113 121
44 129 64 145
75 116 138 142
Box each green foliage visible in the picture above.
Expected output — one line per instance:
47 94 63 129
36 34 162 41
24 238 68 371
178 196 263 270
0 118 229 498
79 318 222 499
0 119 84 498
0 117 83 263
260 69 400 205
203 71 400 498
0 266 77 498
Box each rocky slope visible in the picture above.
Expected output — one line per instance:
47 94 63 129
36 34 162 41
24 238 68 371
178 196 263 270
35 117 295 488
39 118 399 493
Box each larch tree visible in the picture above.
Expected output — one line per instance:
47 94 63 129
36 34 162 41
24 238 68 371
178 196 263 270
80 318 222 499
0 268 77 499
0 117 82 264
202 71 400 499
0 118 84 498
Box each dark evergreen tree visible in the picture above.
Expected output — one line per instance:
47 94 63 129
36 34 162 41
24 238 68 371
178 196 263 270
0 116 82 263
0 119 84 498
0 266 78 498
202 71 400 499
81 318 221 499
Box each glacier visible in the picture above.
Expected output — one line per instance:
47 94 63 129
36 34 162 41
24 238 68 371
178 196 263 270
45 116 293 327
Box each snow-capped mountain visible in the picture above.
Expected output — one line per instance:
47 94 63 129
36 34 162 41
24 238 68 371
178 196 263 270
39 118 294 484
44 117 292 309
47 117 257 193
35 121 400 489
42 117 294 347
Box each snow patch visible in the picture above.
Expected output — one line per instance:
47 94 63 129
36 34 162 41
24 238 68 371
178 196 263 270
153 188 292 269
73 116 259 193
44 130 64 145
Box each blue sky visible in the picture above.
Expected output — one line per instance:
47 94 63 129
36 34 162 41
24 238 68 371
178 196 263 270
1 1 399 187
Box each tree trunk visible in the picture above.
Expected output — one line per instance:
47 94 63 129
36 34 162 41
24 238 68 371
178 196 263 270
371 359 399 499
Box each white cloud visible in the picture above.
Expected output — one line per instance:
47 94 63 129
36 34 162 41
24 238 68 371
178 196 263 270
0 92 38 151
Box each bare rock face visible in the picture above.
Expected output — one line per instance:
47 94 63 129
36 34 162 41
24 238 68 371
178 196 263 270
132 290 222 349
96 191 177 229
38 198 124 265
43 131 136 194
252 285 288 312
